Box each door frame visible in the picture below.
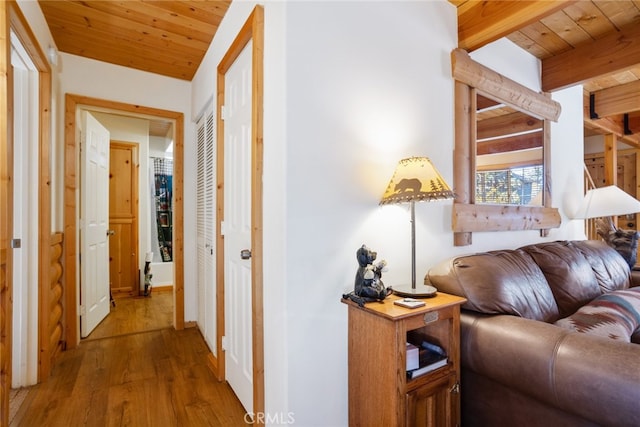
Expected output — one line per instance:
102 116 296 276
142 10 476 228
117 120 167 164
215 5 264 419
1 1 53 423
63 94 185 348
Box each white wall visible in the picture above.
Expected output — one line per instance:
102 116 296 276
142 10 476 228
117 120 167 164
150 134 174 158
550 84 587 233
585 134 634 155
192 1 587 425
282 2 459 425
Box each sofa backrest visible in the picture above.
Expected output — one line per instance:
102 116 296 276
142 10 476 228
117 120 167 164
428 240 632 322
428 248 560 322
571 240 632 293
521 240 631 318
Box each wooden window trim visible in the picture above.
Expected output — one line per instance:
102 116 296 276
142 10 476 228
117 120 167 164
451 48 561 245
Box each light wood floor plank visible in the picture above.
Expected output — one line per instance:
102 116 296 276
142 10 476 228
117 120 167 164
11 294 246 426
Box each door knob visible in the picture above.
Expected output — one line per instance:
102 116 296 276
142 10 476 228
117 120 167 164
107 230 115 236
240 249 252 260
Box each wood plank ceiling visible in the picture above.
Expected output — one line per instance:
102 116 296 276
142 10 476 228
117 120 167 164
38 0 232 81
451 0 640 148
37 1 640 145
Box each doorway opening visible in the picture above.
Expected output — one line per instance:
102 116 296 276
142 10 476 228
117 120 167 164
63 94 185 349
84 116 176 340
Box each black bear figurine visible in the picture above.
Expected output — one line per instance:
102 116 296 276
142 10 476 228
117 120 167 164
351 245 391 303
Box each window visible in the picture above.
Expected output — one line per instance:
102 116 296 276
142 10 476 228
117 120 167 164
476 164 543 205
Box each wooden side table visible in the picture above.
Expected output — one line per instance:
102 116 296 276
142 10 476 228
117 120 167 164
342 292 466 427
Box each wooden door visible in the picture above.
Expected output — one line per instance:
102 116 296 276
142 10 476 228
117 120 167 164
80 111 111 338
224 40 254 414
406 373 458 427
109 142 139 296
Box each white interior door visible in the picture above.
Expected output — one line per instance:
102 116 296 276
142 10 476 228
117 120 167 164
224 40 253 414
80 111 111 338
10 30 39 387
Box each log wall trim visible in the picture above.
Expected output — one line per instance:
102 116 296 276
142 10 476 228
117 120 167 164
452 49 561 121
451 48 561 244
47 233 64 367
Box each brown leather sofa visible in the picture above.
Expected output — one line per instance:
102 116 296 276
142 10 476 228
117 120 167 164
427 240 640 427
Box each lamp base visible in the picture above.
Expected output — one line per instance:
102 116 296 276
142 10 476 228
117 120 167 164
392 284 437 298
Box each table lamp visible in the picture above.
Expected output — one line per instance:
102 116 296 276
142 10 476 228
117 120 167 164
380 157 454 297
573 185 640 220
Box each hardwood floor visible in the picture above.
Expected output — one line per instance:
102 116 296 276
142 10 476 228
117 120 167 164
86 291 174 340
10 294 247 426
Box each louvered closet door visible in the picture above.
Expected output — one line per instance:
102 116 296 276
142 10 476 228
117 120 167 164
196 105 217 353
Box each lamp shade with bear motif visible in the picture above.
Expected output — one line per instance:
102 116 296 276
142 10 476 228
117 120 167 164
380 157 454 205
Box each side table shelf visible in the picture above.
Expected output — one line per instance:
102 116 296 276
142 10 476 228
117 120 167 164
342 293 466 427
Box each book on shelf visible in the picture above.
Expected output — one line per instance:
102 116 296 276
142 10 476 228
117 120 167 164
406 343 419 371
406 341 448 379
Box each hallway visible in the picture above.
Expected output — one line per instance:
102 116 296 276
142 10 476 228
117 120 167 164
10 297 247 426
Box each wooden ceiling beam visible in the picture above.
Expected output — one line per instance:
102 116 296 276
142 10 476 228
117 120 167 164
583 92 640 149
456 0 574 52
477 131 543 156
590 80 640 118
477 111 543 140
543 22 640 91
623 112 640 134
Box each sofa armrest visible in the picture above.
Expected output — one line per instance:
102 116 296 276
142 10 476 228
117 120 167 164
461 312 640 427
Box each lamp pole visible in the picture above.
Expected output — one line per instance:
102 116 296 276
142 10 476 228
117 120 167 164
410 200 416 289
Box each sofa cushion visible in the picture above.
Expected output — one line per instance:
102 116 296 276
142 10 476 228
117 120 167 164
522 241 603 318
572 239 631 293
428 249 560 322
554 288 640 341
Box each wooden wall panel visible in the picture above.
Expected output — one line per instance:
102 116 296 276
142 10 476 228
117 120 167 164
109 143 135 217
0 2 11 424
